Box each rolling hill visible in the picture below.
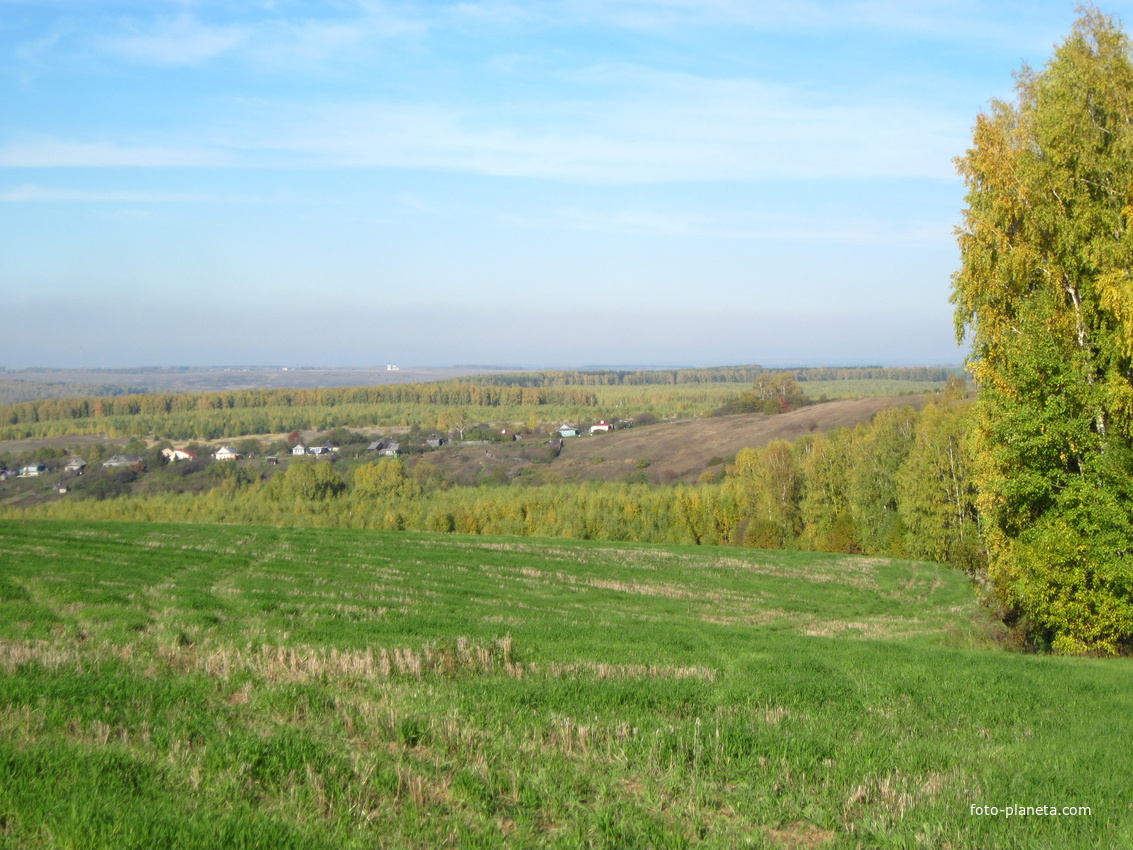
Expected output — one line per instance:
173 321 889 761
0 519 1124 848
420 394 932 486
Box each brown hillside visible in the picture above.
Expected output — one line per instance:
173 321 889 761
418 394 932 486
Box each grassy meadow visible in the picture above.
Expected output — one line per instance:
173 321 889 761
0 519 1126 848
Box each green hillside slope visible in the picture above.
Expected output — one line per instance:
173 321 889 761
0 520 1125 848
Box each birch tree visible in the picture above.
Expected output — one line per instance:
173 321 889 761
953 7 1133 652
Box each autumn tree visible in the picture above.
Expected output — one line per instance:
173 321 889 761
953 7 1133 652
798 430 858 553
726 440 801 547
269 459 345 502
896 398 982 571
845 406 917 556
353 459 421 500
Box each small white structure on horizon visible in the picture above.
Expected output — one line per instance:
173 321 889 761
387 364 400 371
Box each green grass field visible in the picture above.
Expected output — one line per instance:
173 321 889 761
0 520 1126 848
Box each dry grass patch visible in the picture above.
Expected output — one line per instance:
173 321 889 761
842 768 970 834
764 821 836 848
801 615 939 641
699 608 798 628
710 555 883 590
0 638 85 671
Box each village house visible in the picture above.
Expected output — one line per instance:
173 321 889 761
102 455 143 470
555 423 579 438
213 446 241 461
367 438 401 457
589 420 614 434
161 448 196 462
19 462 48 477
64 457 87 475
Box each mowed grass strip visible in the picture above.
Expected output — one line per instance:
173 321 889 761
0 519 1128 848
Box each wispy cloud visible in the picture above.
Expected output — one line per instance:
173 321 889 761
0 68 965 180
100 14 248 66
94 8 428 69
50 1 1061 76
0 138 231 168
0 184 264 203
226 66 966 181
449 0 1061 48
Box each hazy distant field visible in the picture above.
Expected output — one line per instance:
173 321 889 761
0 520 1125 848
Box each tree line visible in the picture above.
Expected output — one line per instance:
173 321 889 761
453 365 960 387
0 384 611 441
0 382 600 425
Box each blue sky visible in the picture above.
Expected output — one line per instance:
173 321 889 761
0 1 1120 369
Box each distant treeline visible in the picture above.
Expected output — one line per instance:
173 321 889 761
452 366 960 387
790 366 961 382
10 366 191 375
0 383 602 440
0 381 148 407
9 393 982 573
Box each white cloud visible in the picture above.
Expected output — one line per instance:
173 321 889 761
0 184 261 203
0 138 231 168
448 0 1061 48
0 65 966 180
101 14 248 65
225 65 966 181
95 8 428 69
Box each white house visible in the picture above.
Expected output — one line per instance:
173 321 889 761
161 448 196 462
213 446 241 461
103 455 142 469
589 420 614 434
19 462 47 477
